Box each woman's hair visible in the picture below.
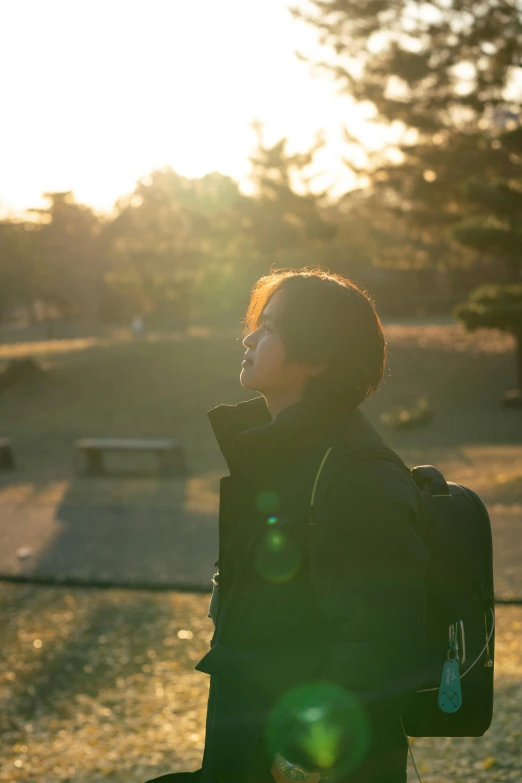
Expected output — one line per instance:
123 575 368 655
242 266 387 411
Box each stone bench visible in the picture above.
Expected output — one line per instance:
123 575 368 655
75 438 188 477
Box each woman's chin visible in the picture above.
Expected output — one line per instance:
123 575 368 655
239 367 257 389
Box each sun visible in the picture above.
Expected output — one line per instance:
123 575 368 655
0 0 388 217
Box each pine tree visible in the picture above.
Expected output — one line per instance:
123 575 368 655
454 127 522 406
292 1 522 274
245 122 337 264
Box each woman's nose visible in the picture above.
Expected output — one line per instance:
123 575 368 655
243 330 256 349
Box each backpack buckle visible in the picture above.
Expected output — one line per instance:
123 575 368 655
411 465 450 496
447 620 466 665
473 581 494 610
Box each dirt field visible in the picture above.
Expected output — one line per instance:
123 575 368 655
0 320 521 595
0 584 520 783
0 321 521 781
0 320 520 489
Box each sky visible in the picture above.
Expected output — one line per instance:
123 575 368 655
0 0 387 217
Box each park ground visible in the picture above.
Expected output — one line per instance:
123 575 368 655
0 585 520 783
0 319 521 781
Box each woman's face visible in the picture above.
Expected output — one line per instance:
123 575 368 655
240 290 319 403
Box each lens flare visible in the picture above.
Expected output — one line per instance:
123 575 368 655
265 681 371 780
254 528 301 582
255 489 281 514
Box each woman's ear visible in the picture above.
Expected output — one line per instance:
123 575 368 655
306 363 326 380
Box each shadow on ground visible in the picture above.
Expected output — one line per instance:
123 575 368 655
0 323 521 598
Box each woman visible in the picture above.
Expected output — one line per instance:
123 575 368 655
148 268 430 783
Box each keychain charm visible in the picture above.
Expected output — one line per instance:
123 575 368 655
438 622 463 713
438 658 462 712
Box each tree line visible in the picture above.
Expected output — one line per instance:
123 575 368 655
1 1 521 337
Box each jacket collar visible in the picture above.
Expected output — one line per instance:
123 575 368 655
206 396 271 475
207 394 384 476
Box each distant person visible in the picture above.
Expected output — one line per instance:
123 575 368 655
132 315 145 336
147 268 430 783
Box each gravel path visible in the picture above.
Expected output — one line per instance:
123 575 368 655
0 584 519 783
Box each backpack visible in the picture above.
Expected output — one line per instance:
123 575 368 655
309 444 496 740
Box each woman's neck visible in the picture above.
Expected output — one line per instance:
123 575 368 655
263 391 303 420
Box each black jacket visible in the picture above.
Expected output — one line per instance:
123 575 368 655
193 395 431 783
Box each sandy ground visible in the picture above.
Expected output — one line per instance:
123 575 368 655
0 585 519 783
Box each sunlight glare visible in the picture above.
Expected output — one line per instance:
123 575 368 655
0 0 389 215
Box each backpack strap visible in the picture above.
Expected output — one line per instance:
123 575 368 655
309 447 334 522
308 446 432 556
309 444 412 525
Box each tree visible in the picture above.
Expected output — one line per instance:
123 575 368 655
454 126 522 283
293 1 522 134
455 284 522 406
244 122 337 265
104 149 341 330
244 124 416 312
104 168 248 328
292 1 522 278
28 191 106 330
0 220 39 322
454 126 522 406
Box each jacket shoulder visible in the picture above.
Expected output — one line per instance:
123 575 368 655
315 443 431 542
318 442 419 510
